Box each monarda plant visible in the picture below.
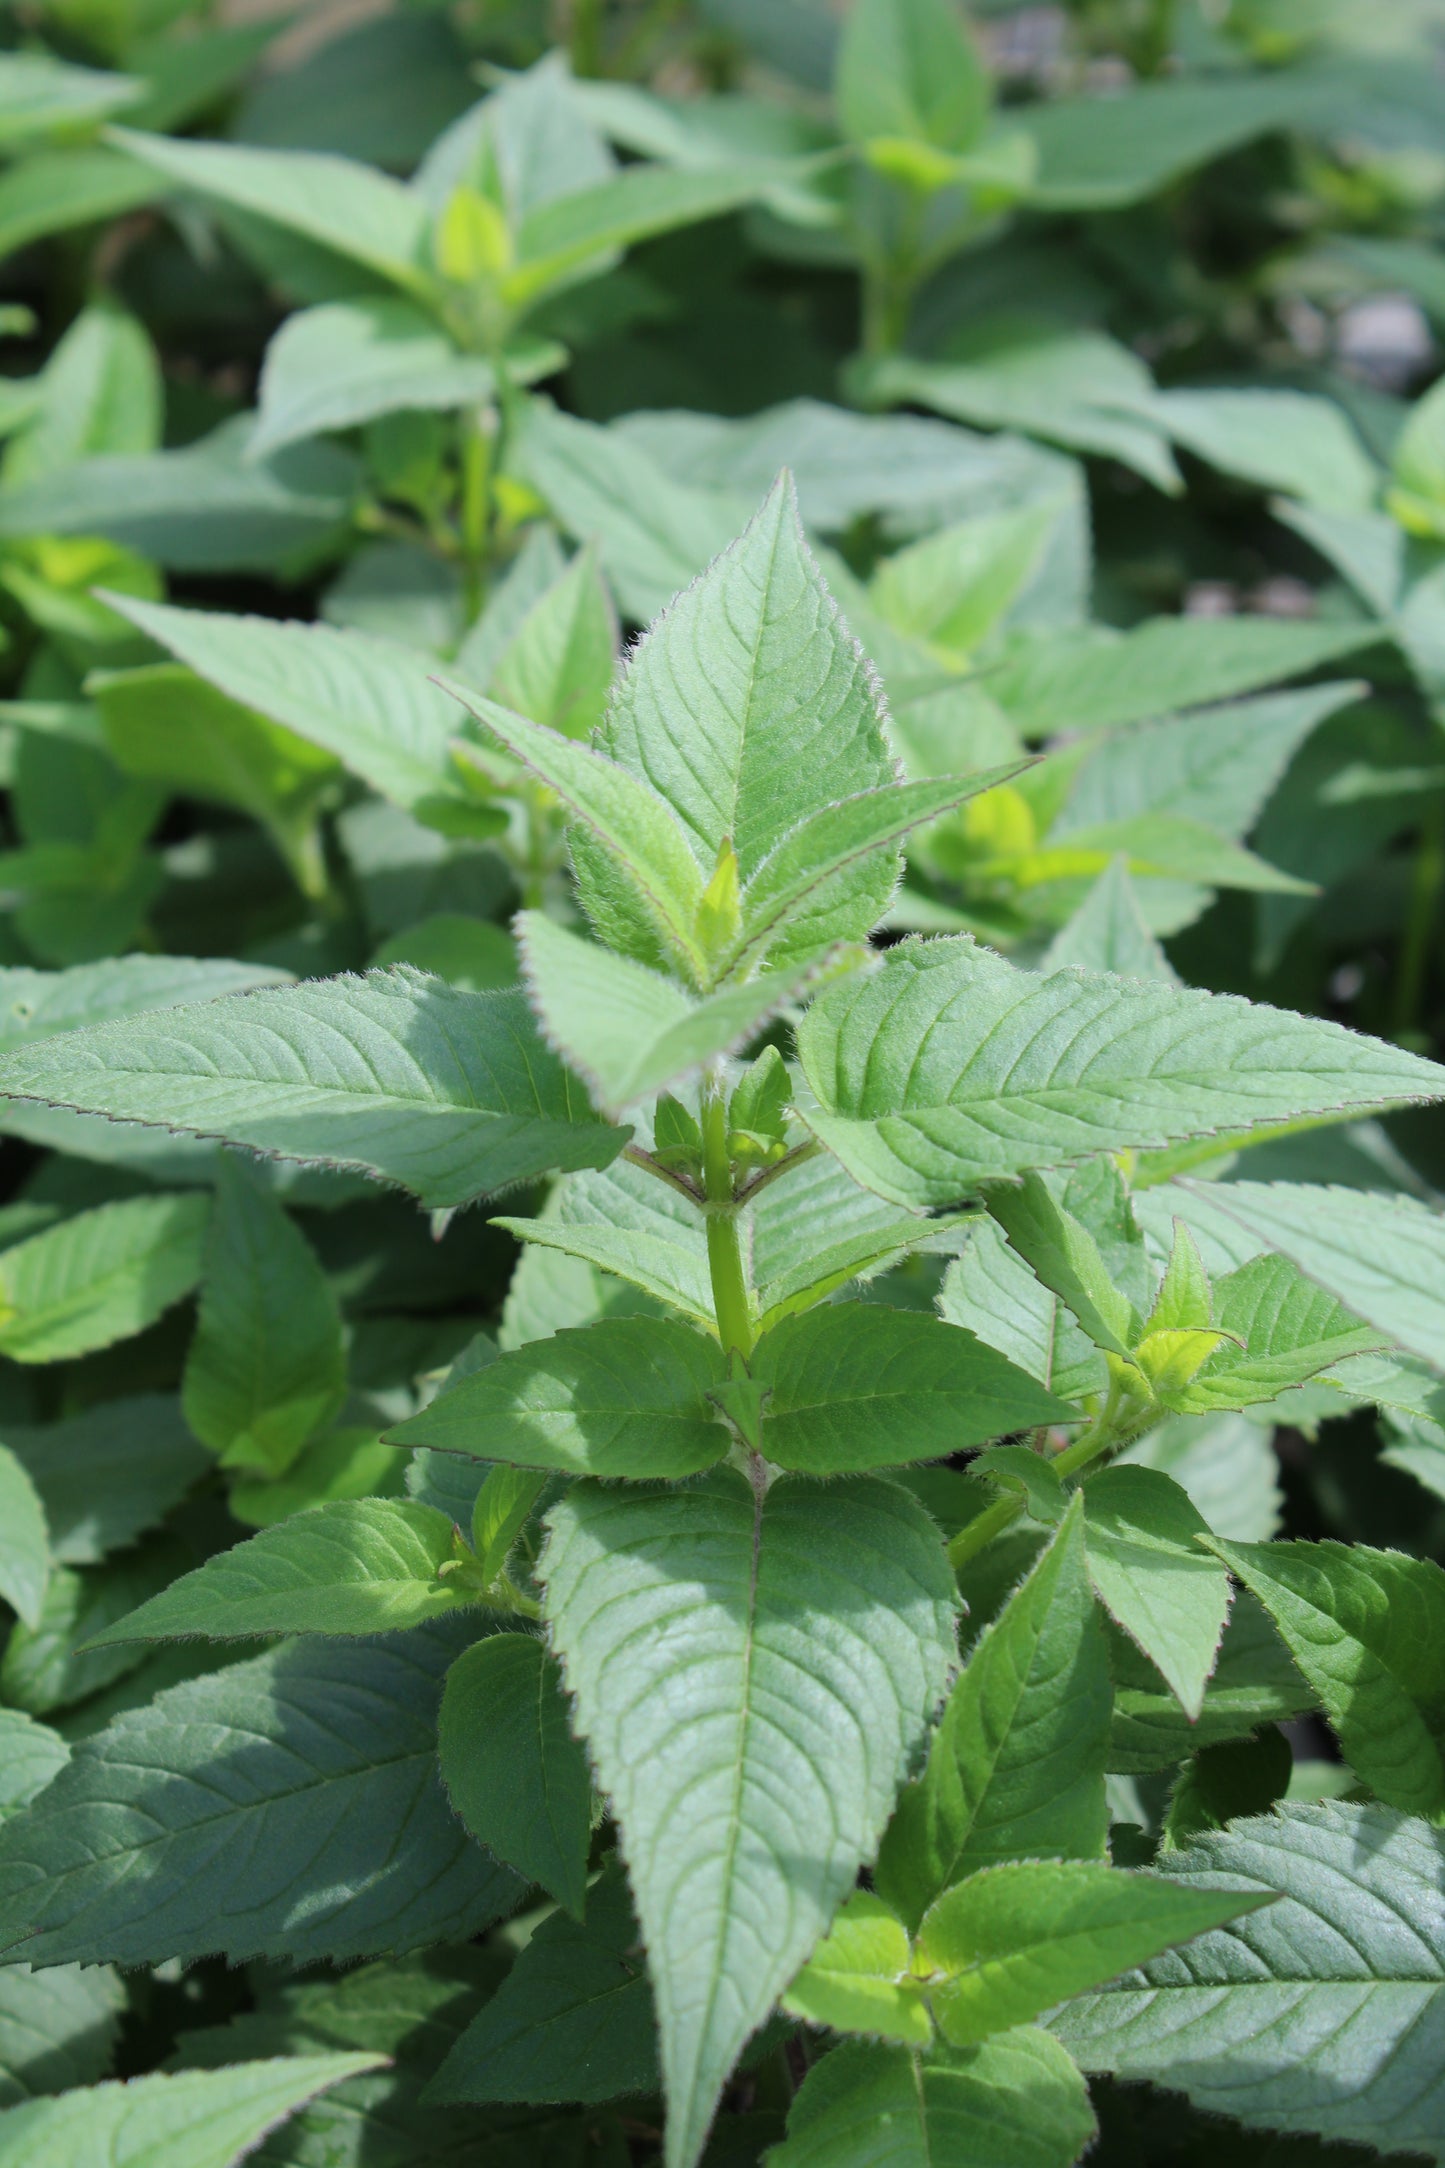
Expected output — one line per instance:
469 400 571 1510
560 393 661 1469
0 483 1441 2168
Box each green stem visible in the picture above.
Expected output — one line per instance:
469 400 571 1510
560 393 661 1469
458 412 491 624
1392 795 1445 1043
945 1380 1134 1573
568 0 604 75
701 1081 753 1359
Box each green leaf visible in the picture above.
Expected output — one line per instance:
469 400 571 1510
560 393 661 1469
252 296 561 458
104 594 473 826
731 769 1025 979
490 544 615 741
0 147 159 264
517 912 814 1114
870 506 1055 657
1042 859 1179 983
0 1192 207 1363
0 971 625 1211
986 1173 1137 1356
0 1447 47 1631
1 1395 208 1565
0 1546 187 1717
796 937 1445 1210
1107 1588 1312 1774
1206 1537 1445 1814
496 1216 714 1328
990 616 1377 740
0 1710 68 1821
1155 389 1377 513
1119 1411 1281 1543
510 162 804 309
182 1154 345 1475
750 1302 1071 1473
0 418 357 576
227 1425 405 1532
770 2029 1095 2168
1082 1467 1232 1720
1052 1802 1445 2162
427 1856 657 2106
0 957 285 1054
1164 1251 1387 1415
939 1223 1107 1404
390 1315 728 1479
782 1890 931 2045
835 0 988 153
876 1497 1109 1932
84 1499 478 1648
442 682 709 979
574 474 898 972
109 127 432 297
0 55 139 151
542 1471 957 2168
1162 1726 1294 1852
1018 71 1336 211
517 401 746 626
4 299 159 486
437 1633 592 1917
0 1962 123 2109
0 2055 385 2168
864 330 1178 493
918 1860 1269 2047
0 1618 520 1966
1185 1181 1445 1374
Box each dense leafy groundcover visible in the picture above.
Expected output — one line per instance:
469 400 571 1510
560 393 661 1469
0 1 1444 2164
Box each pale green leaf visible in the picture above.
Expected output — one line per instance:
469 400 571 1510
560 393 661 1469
252 296 561 458
0 1710 67 1821
0 148 158 264
0 1446 47 1630
939 1223 1107 1404
1119 1412 1281 1543
389 1315 728 1479
1083 1467 1231 1720
1207 1537 1445 1815
495 1216 714 1327
1041 859 1178 983
1184 1181 1445 1374
796 937 1445 1210
103 594 472 824
0 1618 520 1966
0 1962 123 2109
782 1890 931 2045
986 1173 1137 1356
918 1860 1268 2047
1165 1251 1387 1415
182 1153 345 1473
1155 388 1377 513
871 507 1055 656
770 2028 1095 2168
0 2054 384 2168
109 127 432 296
4 299 159 487
1106 1588 1312 1774
542 1471 957 2168
0 957 285 1053
1052 1802 1445 2162
0 56 138 151
990 616 1377 740
2 1394 207 1566
517 911 813 1114
0 970 625 1211
437 1632 592 1916
490 544 615 741
750 1302 1071 1473
876 1497 1109 1933
0 1193 207 1363
510 161 802 306
84 1499 477 1648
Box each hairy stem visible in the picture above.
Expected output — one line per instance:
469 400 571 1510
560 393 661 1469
701 1080 754 1359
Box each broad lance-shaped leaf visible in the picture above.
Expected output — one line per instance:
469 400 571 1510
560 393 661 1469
517 911 815 1114
570 475 900 976
0 1449 47 1632
797 937 1445 1209
442 679 709 982
770 2029 1095 2168
109 126 432 295
0 1617 520 1967
747 1304 1071 1472
1165 1250 1387 1415
1206 1537 1445 1816
783 1891 932 2046
0 955 285 1049
490 543 616 743
940 1224 1107 1405
183 1151 345 1474
1186 1181 1445 1374
1052 1803 1445 2164
0 970 626 1211
916 1861 1271 2047
0 1960 123 2108
1082 1467 1231 1722
0 1192 208 1363
438 1633 592 1921
987 1173 1136 1357
390 1316 730 1479
0 2055 386 2168
83 1500 482 1648
103 594 478 826
876 1496 1110 1934
1107 1589 1314 1776
541 1470 957 2168
3 1395 207 1566
428 1857 657 2107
